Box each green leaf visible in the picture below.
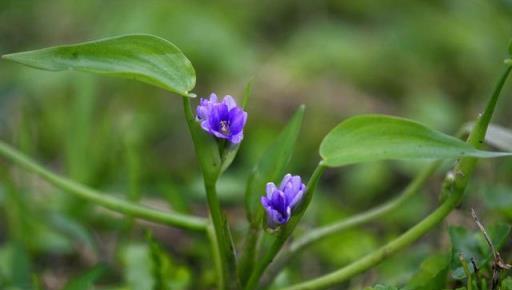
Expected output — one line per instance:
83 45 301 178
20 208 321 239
245 105 305 224
320 114 512 167
405 253 450 290
2 34 196 96
62 266 106 290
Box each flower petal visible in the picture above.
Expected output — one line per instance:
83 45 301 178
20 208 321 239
266 182 277 197
209 93 218 103
200 120 211 132
196 101 209 120
261 196 270 208
289 188 305 209
229 109 247 134
229 132 244 144
212 130 229 139
223 95 237 110
279 174 292 190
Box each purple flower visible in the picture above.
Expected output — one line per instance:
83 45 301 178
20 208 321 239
196 93 248 144
261 174 306 229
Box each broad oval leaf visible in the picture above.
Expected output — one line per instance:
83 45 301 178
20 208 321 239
320 114 512 167
245 105 305 224
2 34 196 96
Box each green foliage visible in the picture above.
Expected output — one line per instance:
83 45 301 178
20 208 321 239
0 243 32 290
62 266 106 290
1 2 512 290
449 223 511 279
365 285 400 290
149 239 191 290
320 114 511 167
502 277 512 290
405 253 450 290
120 241 190 290
3 34 196 96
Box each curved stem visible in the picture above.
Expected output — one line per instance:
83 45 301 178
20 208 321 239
469 65 512 145
293 160 440 253
281 195 459 290
0 140 208 232
279 58 512 290
261 160 441 287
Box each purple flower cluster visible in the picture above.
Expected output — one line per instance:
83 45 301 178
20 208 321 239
196 93 248 144
261 174 306 229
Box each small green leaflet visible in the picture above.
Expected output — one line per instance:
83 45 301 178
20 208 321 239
320 114 512 167
2 34 196 96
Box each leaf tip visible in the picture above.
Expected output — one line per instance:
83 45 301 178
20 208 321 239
1 53 16 61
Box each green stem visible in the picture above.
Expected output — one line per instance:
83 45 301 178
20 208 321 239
207 224 225 290
469 65 512 146
182 96 239 289
0 140 208 232
205 180 238 289
279 58 512 290
261 160 441 287
293 160 440 253
245 163 326 290
238 225 260 286
281 195 459 290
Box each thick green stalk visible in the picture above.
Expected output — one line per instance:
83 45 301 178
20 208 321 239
0 140 208 232
261 160 441 287
238 225 260 285
207 224 225 290
182 97 239 289
245 163 326 290
205 180 239 289
279 60 512 290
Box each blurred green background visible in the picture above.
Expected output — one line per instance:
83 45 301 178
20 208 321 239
1 0 512 289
